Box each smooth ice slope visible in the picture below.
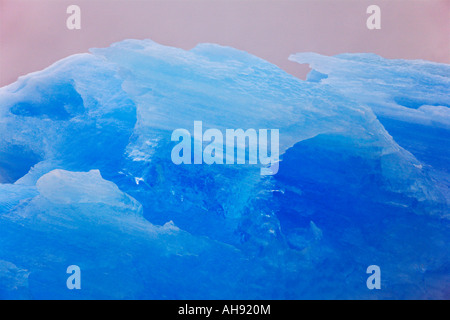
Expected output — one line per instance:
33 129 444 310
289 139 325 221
0 40 449 299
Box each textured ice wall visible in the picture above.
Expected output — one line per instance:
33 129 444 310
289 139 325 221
290 52 450 213
0 40 448 299
289 53 450 128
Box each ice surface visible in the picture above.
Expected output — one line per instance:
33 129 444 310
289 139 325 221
0 40 448 299
289 53 450 128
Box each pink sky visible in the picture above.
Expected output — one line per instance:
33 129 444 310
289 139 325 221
1 0 449 86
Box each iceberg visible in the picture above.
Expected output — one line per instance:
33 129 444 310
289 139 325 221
0 39 448 299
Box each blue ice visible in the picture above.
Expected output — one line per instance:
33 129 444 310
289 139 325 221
0 40 448 299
